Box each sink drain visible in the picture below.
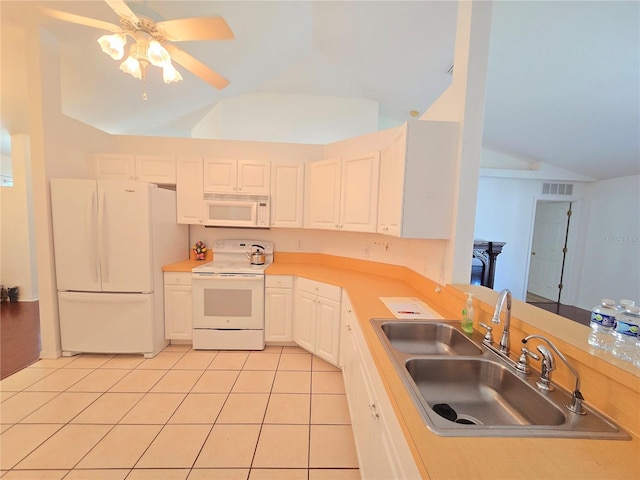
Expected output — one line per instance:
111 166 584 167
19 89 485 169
455 414 482 425
432 404 481 425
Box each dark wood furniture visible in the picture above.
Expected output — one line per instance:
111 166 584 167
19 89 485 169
471 240 505 289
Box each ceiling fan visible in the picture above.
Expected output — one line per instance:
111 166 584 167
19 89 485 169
41 0 234 92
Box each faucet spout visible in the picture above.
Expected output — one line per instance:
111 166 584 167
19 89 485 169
522 334 586 415
492 289 512 355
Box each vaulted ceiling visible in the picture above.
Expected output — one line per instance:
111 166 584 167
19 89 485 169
1 1 638 180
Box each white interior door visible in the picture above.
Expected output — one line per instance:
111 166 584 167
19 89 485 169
527 201 570 301
98 180 154 292
51 179 102 292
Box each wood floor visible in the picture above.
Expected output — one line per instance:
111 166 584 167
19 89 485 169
526 292 591 327
0 301 41 379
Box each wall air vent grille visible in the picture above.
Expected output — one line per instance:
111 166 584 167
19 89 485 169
542 183 574 195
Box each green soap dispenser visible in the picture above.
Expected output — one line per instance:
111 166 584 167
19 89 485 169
462 293 474 334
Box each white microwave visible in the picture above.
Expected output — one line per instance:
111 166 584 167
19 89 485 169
203 193 270 228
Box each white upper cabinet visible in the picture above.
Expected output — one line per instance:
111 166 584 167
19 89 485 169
377 120 459 239
176 157 204 225
270 161 305 228
340 152 380 232
377 133 406 237
93 154 176 184
304 153 380 232
304 158 342 230
203 158 270 194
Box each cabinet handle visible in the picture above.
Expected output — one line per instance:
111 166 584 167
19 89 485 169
346 325 352 331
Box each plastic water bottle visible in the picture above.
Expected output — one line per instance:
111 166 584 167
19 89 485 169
610 305 640 362
588 299 618 350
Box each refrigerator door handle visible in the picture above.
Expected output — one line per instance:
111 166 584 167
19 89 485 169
88 189 100 283
98 189 109 283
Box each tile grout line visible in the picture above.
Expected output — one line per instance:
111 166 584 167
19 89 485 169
247 348 283 473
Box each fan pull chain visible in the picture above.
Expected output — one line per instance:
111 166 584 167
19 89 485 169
141 61 148 100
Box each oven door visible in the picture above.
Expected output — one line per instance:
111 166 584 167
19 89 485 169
192 273 264 329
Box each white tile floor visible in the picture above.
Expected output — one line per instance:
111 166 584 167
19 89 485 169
0 345 360 480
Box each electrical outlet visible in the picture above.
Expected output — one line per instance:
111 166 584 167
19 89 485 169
364 244 370 258
297 240 303 250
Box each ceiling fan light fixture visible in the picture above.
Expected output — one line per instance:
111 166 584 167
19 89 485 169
97 33 126 60
119 55 142 79
147 40 171 67
162 63 183 84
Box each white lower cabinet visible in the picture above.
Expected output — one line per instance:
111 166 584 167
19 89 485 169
265 275 294 342
163 272 192 341
341 294 421 480
293 277 341 366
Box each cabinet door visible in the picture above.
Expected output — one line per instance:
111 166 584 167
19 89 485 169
401 120 458 239
304 158 341 230
314 297 341 366
203 158 237 192
238 159 270 194
349 333 375 477
164 284 192 340
135 155 176 184
340 152 380 232
265 287 293 342
92 153 135 180
176 157 204 224
293 290 316 352
271 162 304 227
377 132 405 236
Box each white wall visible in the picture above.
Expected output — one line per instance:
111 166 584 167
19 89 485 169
577 175 640 308
192 92 380 145
0 134 38 301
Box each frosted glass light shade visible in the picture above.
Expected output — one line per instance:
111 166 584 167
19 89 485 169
120 56 142 79
98 33 126 60
162 63 183 84
147 40 171 67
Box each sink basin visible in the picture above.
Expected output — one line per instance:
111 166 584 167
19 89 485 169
406 358 565 426
377 321 482 356
369 318 629 439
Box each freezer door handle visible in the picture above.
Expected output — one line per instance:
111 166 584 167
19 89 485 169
58 292 150 303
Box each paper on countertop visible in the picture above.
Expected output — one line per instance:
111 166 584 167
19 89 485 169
379 297 443 319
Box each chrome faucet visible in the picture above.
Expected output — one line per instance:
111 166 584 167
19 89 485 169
491 289 512 355
522 334 586 415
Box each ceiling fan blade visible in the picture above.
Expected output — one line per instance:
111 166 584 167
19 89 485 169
156 17 234 42
165 44 229 89
105 0 139 24
40 7 121 32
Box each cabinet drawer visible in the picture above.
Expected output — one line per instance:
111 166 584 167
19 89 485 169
164 272 192 285
266 275 294 288
296 277 341 302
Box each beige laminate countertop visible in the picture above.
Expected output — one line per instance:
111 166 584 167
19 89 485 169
164 255 640 480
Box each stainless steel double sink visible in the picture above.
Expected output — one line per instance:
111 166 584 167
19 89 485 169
371 319 629 439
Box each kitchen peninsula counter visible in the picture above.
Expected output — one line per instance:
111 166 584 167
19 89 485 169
164 252 640 479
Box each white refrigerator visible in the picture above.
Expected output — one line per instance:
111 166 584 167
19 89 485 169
50 179 187 358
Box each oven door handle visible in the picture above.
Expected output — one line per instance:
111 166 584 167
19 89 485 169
192 274 264 281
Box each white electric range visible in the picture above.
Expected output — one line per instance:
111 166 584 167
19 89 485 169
191 239 273 350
